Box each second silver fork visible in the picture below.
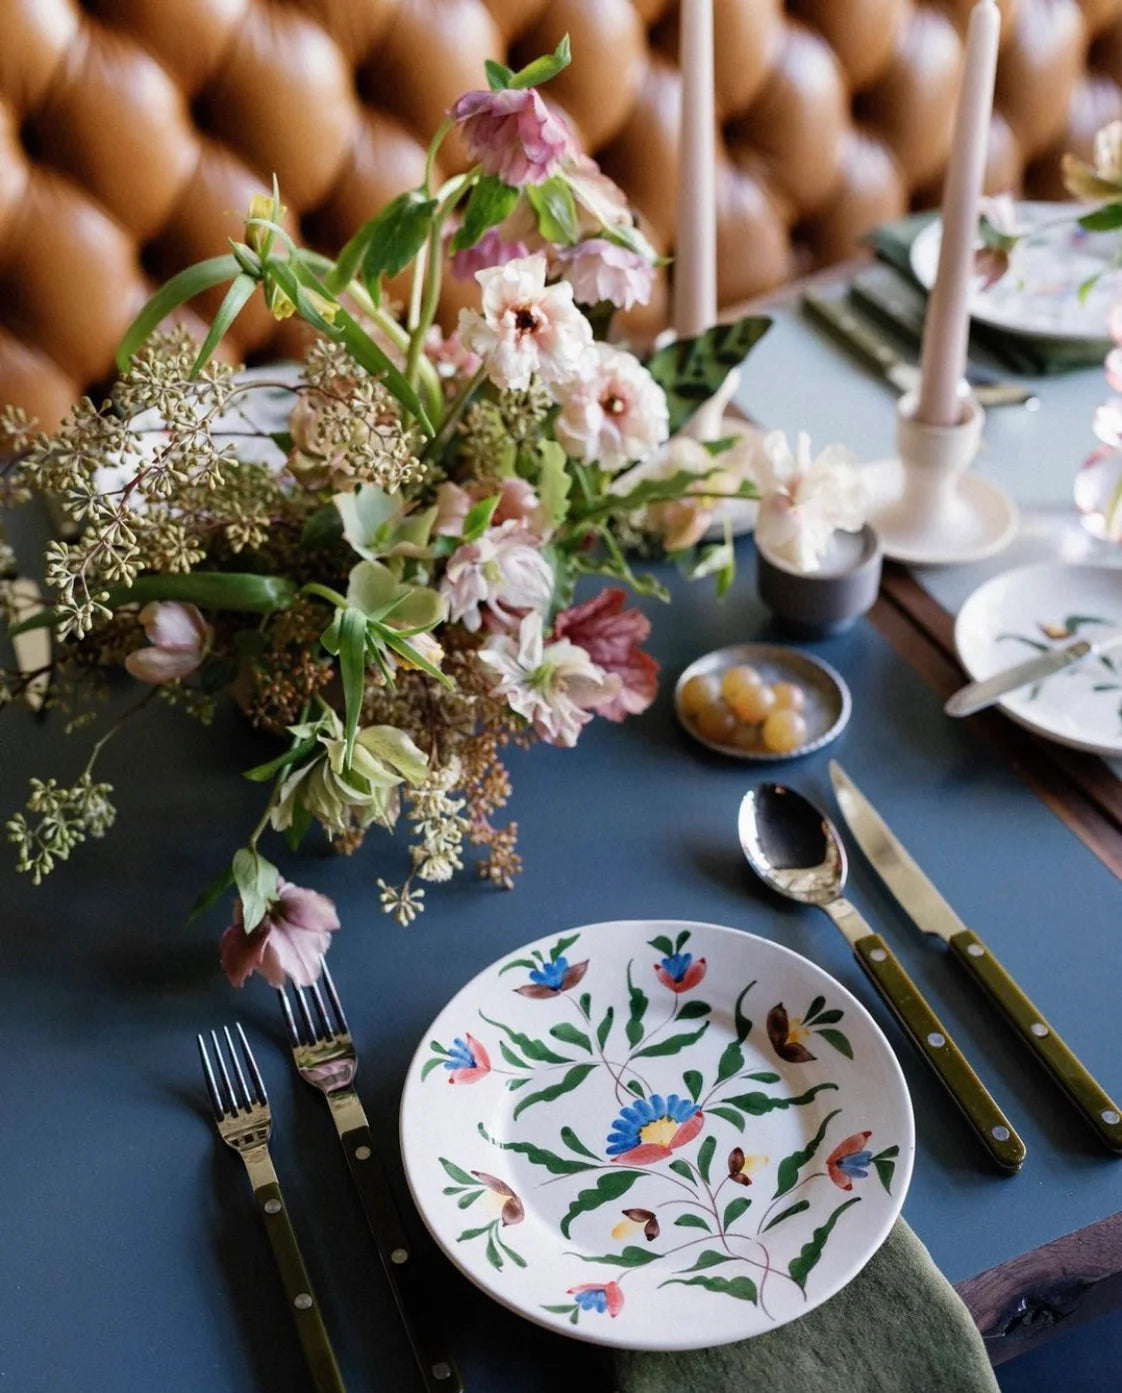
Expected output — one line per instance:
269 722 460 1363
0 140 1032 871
279 964 462 1393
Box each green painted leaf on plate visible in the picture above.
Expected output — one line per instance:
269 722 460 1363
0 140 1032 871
683 1069 703 1102
788 1197 862 1291
773 1109 842 1199
816 1028 854 1060
697 1135 717 1184
476 1124 595 1176
632 1023 709 1059
480 1013 571 1064
723 1197 752 1229
560 1126 600 1160
669 1159 696 1186
763 1199 810 1232
550 1023 592 1053
673 1213 710 1230
721 1083 838 1115
560 1171 644 1240
660 1274 758 1303
572 1246 661 1267
734 980 756 1043
709 1106 744 1131
715 1041 744 1084
512 1063 597 1121
678 1249 735 1273
596 1006 614 1050
439 1157 476 1186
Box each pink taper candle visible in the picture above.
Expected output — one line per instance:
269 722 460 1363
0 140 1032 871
674 0 716 339
916 0 1001 426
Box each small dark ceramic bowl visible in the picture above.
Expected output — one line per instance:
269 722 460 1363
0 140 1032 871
756 524 883 637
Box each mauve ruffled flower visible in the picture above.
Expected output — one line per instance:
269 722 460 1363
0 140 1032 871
458 254 593 392
556 238 655 309
450 226 529 282
553 343 669 471
219 879 340 989
450 87 571 186
434 476 549 539
124 601 212 684
552 587 658 720
440 519 554 632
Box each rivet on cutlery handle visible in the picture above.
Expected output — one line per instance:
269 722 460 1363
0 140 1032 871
340 1125 463 1392
851 932 1026 1172
948 929 1122 1153
254 1181 347 1393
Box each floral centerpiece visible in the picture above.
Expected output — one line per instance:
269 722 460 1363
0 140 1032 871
0 40 768 986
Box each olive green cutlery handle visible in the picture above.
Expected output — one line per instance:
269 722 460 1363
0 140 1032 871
853 933 1026 1171
254 1181 347 1393
949 928 1122 1153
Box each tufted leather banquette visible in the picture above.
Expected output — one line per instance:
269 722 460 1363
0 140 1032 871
2 0 1121 429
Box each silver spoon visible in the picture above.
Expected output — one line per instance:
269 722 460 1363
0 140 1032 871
738 783 1025 1172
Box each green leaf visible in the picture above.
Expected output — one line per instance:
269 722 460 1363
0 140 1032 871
477 1123 595 1176
678 1249 734 1273
709 1106 744 1131
734 980 756 1044
674 931 691 952
720 1083 837 1116
649 935 675 956
420 1057 445 1081
715 1042 744 1084
191 272 258 376
773 1109 842 1200
697 1135 716 1184
626 1080 645 1098
457 1223 494 1242
334 605 368 767
461 493 501 543
596 1006 614 1051
300 503 345 550
242 735 318 784
451 175 519 253
812 1008 844 1026
560 1171 643 1240
788 1197 861 1292
625 962 648 1048
816 1028 853 1060
549 1023 592 1053
804 995 826 1025
498 1041 529 1070
763 1199 810 1232
536 439 572 530
683 1069 703 1102
494 1230 527 1268
509 34 572 89
439 1156 475 1186
188 863 235 922
526 176 579 245
512 1064 597 1121
117 253 242 369
498 956 537 976
485 58 514 90
872 1145 899 1195
632 1023 709 1058
560 1126 600 1161
361 189 437 290
1079 202 1122 232
660 1274 757 1303
677 1001 711 1021
480 1013 571 1064
485 1229 504 1270
579 991 591 1016
645 316 772 433
573 1245 661 1267
550 933 580 962
231 847 279 931
745 1071 780 1085
457 1189 484 1209
723 1197 751 1229
668 1159 696 1186
673 1213 710 1231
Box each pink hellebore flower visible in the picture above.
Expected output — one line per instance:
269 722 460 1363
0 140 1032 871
553 343 669 472
458 253 593 392
219 879 340 989
440 519 554 632
556 238 656 310
478 611 620 747
124 601 212 684
450 226 529 282
450 87 571 187
434 477 548 539
552 587 658 721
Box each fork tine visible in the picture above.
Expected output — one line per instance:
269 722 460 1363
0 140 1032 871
277 985 302 1047
197 1033 225 1119
320 957 350 1034
236 1023 268 1107
224 1025 254 1112
309 980 334 1039
294 985 321 1043
210 1028 237 1113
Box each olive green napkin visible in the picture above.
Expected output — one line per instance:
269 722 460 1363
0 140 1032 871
869 212 1109 375
611 1219 998 1393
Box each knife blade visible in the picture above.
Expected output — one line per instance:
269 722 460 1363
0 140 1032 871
802 287 1037 409
946 628 1122 716
829 760 1122 1153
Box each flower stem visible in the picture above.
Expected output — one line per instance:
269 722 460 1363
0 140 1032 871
422 366 487 462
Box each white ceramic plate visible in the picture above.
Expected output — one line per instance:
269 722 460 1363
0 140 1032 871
675 644 852 761
400 919 913 1350
955 563 1122 756
911 201 1118 344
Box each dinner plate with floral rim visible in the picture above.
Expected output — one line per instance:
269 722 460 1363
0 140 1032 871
400 918 915 1350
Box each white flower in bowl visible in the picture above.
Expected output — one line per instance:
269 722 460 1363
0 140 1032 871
754 430 867 573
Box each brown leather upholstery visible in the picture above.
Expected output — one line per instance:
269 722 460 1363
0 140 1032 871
2 0 1121 429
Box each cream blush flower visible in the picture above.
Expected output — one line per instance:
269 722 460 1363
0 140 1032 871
450 87 572 187
556 238 656 309
478 611 620 747
553 343 669 472
124 601 212 684
219 879 340 989
440 519 554 632
458 254 593 392
754 430 866 573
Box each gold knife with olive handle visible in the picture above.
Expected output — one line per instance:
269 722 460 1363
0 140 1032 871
829 761 1122 1153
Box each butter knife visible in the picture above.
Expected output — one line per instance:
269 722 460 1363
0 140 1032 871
946 629 1122 716
830 761 1122 1153
802 288 1037 408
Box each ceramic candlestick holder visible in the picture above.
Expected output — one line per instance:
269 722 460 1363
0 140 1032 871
860 388 1018 566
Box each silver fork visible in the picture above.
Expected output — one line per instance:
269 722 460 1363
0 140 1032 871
197 1024 346 1393
278 963 462 1393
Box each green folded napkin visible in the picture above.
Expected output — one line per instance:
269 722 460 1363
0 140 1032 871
869 212 1109 375
611 1219 997 1393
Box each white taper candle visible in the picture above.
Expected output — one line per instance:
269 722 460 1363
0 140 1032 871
674 0 717 340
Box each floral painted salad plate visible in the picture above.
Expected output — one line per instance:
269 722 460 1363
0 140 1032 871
400 919 915 1350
